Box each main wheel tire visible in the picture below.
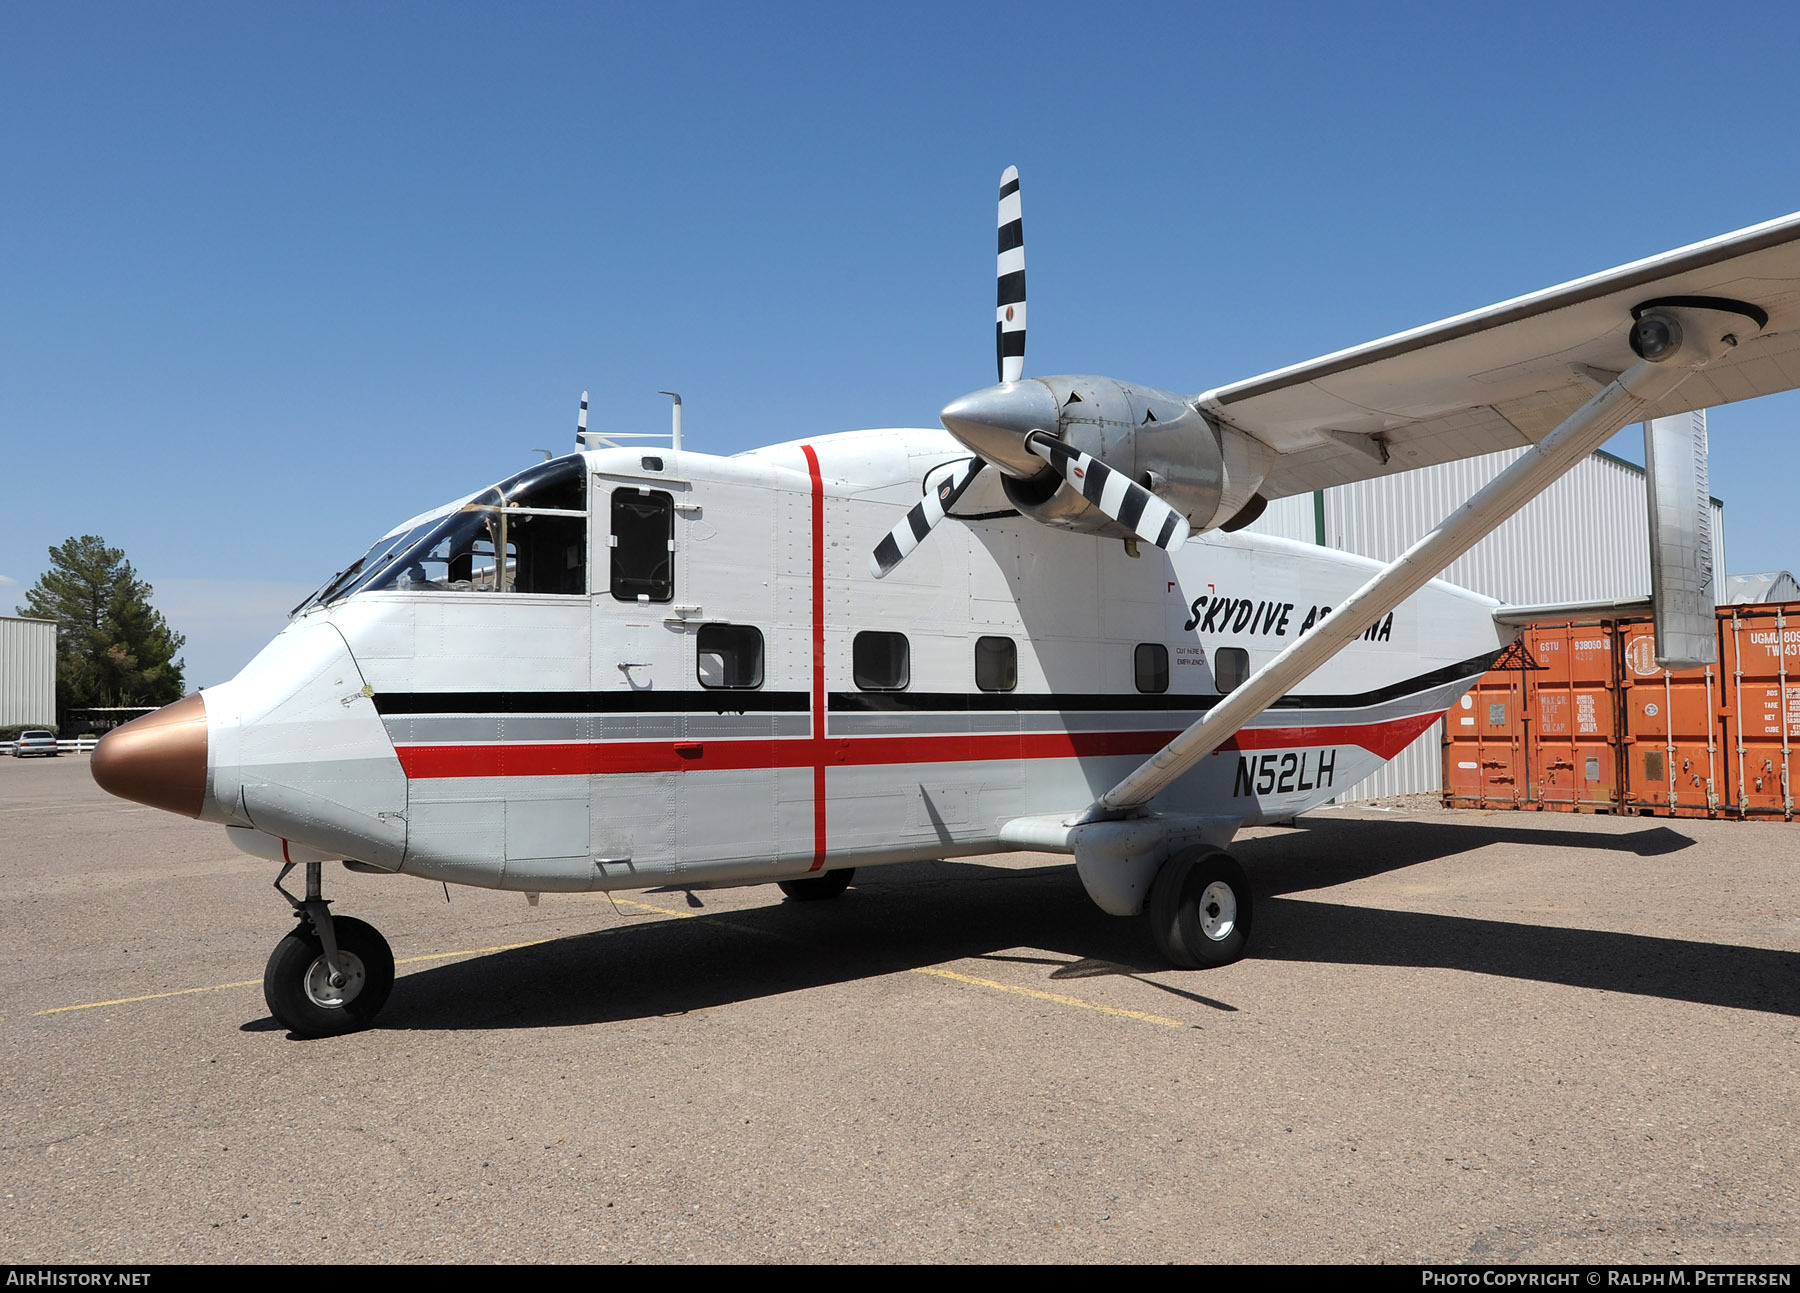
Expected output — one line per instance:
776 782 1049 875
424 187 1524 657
1147 847 1253 969
263 915 395 1037
777 868 855 902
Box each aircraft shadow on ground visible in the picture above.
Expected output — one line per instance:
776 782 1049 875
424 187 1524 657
265 816 1793 1034
1237 815 1697 896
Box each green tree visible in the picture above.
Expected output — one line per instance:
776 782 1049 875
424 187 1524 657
17 536 186 716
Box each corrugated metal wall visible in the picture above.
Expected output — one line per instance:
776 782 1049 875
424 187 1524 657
1243 426 1729 801
1252 493 1317 545
0 616 58 727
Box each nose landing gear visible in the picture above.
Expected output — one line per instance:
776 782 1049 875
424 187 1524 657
266 862 395 1036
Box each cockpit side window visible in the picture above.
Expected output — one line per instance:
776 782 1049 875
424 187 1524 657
354 456 589 597
508 506 586 595
610 488 674 603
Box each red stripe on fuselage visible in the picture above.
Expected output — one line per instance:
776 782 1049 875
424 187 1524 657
392 708 1443 780
801 443 827 870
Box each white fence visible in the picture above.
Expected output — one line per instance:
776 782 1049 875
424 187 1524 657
2 738 99 756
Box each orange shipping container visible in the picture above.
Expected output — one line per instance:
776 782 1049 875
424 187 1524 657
1720 604 1799 818
1529 622 1623 811
1618 620 1720 815
1443 654 1527 807
1444 601 1799 820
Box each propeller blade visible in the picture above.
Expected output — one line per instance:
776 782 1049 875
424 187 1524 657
996 166 1026 384
1025 433 1192 550
870 458 988 579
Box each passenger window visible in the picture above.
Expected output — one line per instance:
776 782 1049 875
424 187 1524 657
853 631 910 691
1214 647 1249 694
1134 643 1169 694
611 488 674 603
975 636 1016 692
697 624 764 689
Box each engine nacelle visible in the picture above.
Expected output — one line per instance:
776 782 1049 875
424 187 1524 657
990 376 1273 538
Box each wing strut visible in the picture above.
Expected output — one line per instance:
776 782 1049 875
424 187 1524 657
1084 300 1762 820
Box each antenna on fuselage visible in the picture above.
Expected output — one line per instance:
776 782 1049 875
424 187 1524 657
657 390 682 452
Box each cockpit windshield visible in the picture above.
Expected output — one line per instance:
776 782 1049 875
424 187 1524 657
291 521 442 616
295 455 588 613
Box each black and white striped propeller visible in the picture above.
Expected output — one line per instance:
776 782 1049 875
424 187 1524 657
869 456 988 577
996 165 1027 384
868 167 1028 578
1024 432 1191 550
870 166 1191 578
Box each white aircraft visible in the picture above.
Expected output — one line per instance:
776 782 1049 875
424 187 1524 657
92 170 1800 1036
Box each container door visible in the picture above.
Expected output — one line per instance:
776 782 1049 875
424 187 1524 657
1528 623 1620 811
1618 621 1721 817
1721 605 1799 819
1444 651 1528 808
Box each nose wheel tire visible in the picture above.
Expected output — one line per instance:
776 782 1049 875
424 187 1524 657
1147 847 1253 969
777 868 855 901
263 915 395 1037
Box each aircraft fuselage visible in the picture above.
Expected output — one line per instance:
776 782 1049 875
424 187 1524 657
185 428 1505 894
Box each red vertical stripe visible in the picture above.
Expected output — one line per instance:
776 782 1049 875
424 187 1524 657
801 444 828 870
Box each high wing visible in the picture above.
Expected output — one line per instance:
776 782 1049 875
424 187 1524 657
1200 211 1800 499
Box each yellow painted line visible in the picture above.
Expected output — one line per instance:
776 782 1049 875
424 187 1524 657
27 936 563 1019
605 899 1187 1028
20 903 705 1022
394 936 553 966
19 898 1182 1032
608 896 698 919
910 965 1186 1029
31 978 262 1016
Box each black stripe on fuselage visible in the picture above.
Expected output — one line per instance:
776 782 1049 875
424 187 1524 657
831 652 1501 713
370 652 1500 718
373 690 811 715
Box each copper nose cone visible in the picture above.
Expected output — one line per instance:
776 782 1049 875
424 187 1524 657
90 693 209 818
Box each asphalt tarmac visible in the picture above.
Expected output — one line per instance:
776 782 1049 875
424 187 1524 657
1 755 1796 1264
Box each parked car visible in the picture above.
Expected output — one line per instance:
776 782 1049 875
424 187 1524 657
12 730 59 758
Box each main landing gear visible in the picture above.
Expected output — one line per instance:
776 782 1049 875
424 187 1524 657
265 862 394 1037
1147 846 1253 969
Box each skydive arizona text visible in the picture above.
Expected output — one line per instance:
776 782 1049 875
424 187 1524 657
1182 594 1393 643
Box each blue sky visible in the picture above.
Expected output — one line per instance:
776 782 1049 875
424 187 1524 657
4 2 1799 686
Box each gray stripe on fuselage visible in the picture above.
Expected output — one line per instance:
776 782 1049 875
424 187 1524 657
383 714 809 744
381 675 1473 747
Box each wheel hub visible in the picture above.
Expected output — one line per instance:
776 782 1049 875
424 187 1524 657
303 949 366 1008
1196 881 1237 942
